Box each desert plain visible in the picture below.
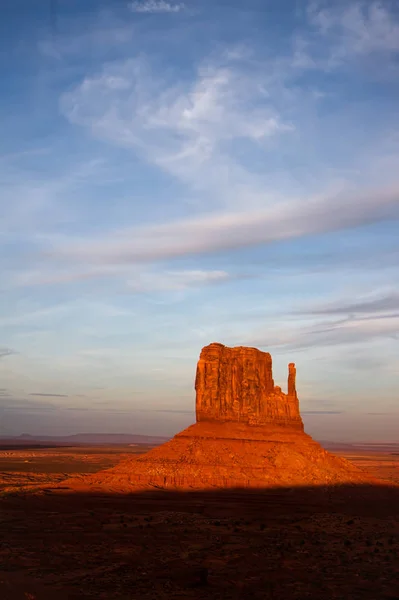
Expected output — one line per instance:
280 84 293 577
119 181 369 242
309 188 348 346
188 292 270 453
1 443 399 599
1 344 398 599
0 445 399 600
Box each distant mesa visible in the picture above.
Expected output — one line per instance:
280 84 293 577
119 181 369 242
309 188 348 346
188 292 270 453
63 343 377 492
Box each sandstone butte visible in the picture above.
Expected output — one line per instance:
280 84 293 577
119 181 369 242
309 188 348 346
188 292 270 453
64 343 377 492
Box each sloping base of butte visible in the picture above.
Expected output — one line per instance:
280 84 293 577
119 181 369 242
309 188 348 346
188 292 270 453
67 343 375 492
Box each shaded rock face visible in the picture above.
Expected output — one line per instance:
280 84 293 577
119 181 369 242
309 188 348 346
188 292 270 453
195 343 303 429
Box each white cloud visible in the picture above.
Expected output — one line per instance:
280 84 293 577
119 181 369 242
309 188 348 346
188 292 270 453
46 184 399 265
298 290 399 316
244 286 399 351
301 313 399 348
129 1 185 14
127 269 231 292
246 312 399 351
6 265 124 288
3 258 236 296
59 40 399 228
307 1 399 66
60 55 293 209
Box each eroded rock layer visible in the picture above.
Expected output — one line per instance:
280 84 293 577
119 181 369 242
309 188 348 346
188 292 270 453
68 421 372 492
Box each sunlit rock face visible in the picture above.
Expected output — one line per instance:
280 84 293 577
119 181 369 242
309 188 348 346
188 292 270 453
195 343 303 429
62 343 375 492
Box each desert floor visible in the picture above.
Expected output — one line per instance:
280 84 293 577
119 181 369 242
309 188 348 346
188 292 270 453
1 444 399 599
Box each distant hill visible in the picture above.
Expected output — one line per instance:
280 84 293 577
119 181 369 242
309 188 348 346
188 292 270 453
320 440 399 452
318 440 356 451
0 433 170 446
0 433 395 450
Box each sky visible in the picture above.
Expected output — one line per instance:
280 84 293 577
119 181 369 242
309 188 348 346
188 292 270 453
0 0 398 442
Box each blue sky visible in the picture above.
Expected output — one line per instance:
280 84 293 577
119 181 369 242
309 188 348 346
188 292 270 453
1 0 398 441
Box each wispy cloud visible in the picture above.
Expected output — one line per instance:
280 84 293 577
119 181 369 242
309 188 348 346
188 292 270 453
299 291 399 316
126 269 234 292
1 0 399 440
301 314 399 348
47 185 399 265
303 411 344 415
307 1 399 69
153 408 192 414
129 1 185 14
58 47 399 276
0 348 15 359
60 55 293 207
29 393 69 398
247 312 399 351
7 218 399 291
7 265 237 291
258 288 399 350
0 398 59 412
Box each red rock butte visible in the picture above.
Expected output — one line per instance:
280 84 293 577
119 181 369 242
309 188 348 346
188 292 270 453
65 343 376 492
195 343 302 428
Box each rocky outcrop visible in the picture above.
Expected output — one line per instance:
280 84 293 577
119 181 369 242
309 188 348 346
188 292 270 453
195 343 303 429
62 343 376 492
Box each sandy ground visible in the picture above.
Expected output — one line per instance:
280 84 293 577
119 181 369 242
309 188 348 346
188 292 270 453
0 445 398 599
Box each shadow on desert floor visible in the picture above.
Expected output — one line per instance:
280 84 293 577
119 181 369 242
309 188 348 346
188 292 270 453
1 483 399 599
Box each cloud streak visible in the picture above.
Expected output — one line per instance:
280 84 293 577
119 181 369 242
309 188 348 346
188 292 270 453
0 348 15 359
153 409 193 414
299 292 399 316
60 55 293 206
305 1 399 73
248 312 399 351
57 48 399 274
303 411 344 415
129 1 185 13
47 185 399 265
12 267 237 291
309 1 399 54
29 393 69 398
1 0 398 441
0 398 59 412
126 269 236 292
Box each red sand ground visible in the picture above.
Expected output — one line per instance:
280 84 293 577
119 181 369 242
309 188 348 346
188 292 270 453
0 445 399 599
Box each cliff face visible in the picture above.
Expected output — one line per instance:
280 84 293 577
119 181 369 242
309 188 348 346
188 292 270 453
195 343 303 429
